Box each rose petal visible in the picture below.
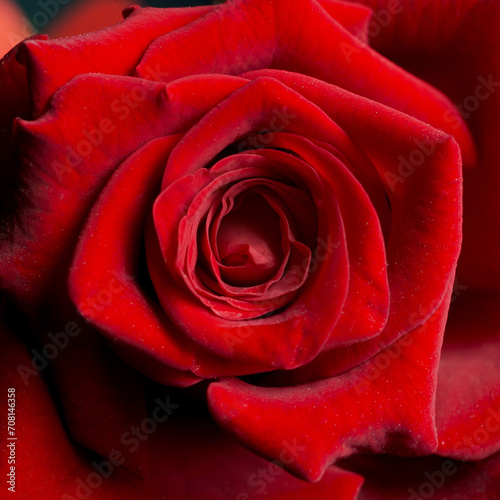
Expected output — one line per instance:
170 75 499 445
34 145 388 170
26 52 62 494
250 132 389 349
68 134 275 385
162 75 367 186
149 399 364 500
317 0 372 43
354 0 479 58
447 1 500 291
353 0 500 291
203 182 316 292
191 201 309 319
242 70 462 381
0 76 168 306
0 73 247 307
29 303 150 478
135 0 474 165
151 152 349 369
435 291 500 460
340 451 500 500
0 313 152 499
214 191 285 286
0 35 46 218
174 166 315 318
69 136 204 387
18 4 214 116
208 286 452 481
146 221 275 379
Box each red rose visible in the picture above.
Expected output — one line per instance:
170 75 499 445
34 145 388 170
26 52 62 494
0 0 498 499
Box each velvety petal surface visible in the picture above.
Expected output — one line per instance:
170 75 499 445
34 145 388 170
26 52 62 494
0 1 492 499
435 290 500 460
149 150 350 369
352 0 500 291
208 286 452 482
69 136 204 387
242 71 462 383
135 0 474 165
0 74 247 307
249 132 390 348
148 395 364 500
68 125 274 383
28 302 150 478
340 452 500 500
0 314 153 499
318 0 372 42
19 4 214 116
0 35 45 219
145 219 274 379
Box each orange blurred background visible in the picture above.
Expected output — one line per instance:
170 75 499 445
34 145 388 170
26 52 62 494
0 0 215 58
0 0 143 57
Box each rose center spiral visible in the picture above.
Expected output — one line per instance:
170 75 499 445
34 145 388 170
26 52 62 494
216 192 283 287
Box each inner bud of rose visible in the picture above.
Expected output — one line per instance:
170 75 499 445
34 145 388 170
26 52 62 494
215 192 283 287
197 177 313 304
151 153 324 321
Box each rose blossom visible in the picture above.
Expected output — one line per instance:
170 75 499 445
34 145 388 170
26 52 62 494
0 0 499 498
